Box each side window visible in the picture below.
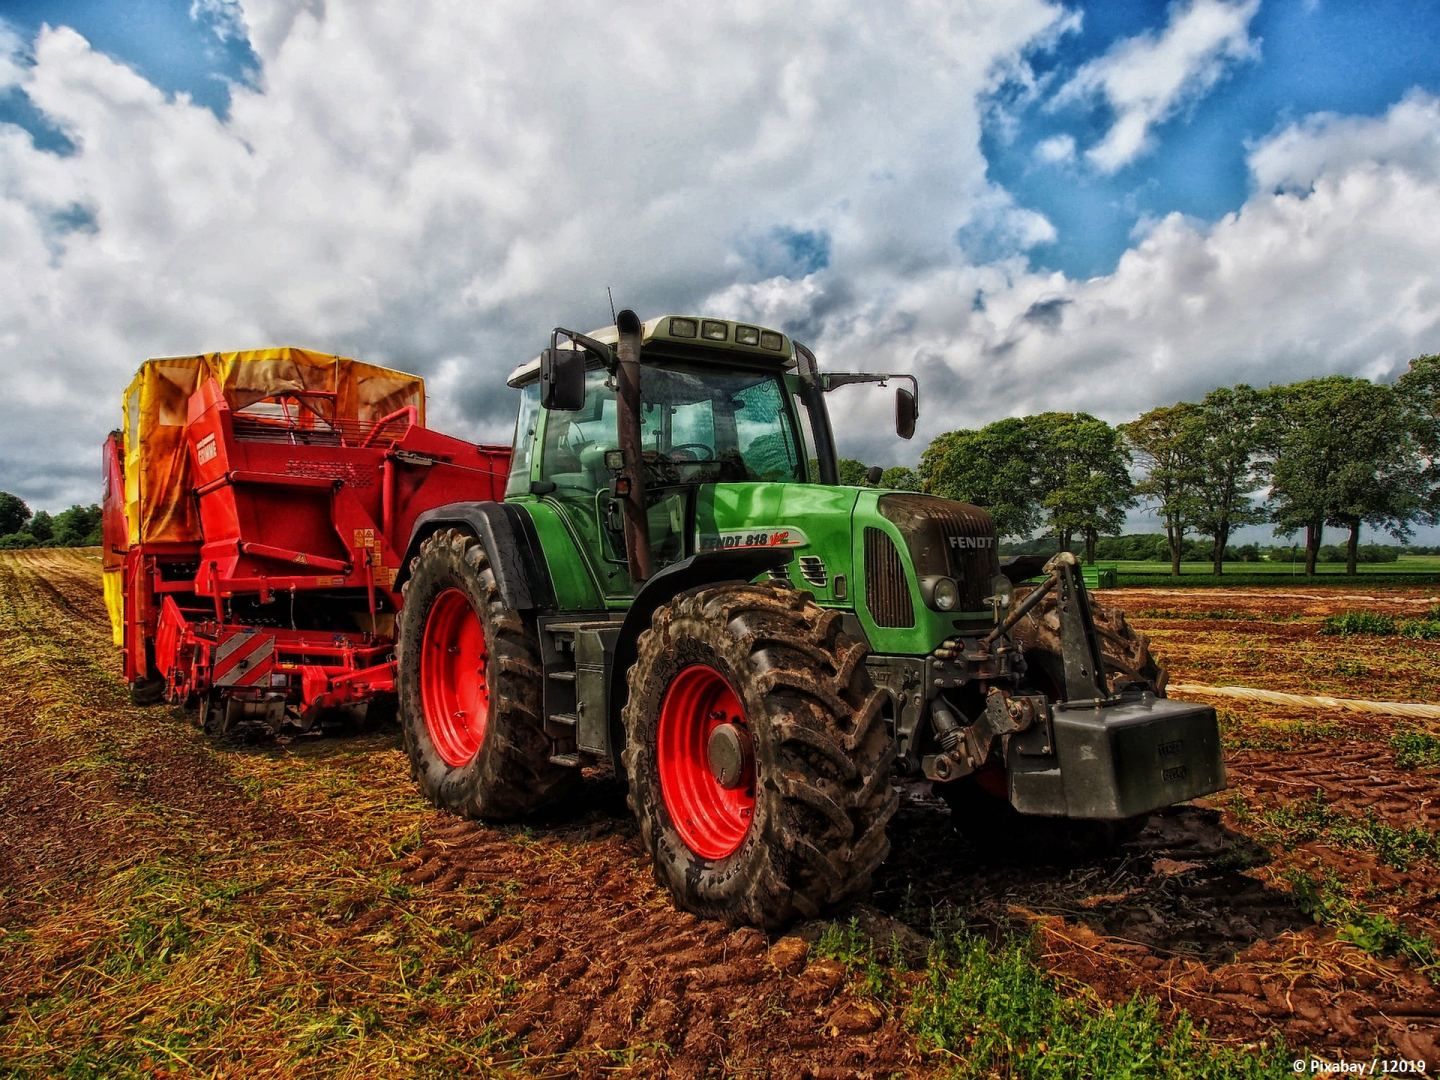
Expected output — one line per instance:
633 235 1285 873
539 368 615 489
505 383 541 497
735 378 802 481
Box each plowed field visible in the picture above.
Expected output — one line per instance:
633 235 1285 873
1 550 1437 1076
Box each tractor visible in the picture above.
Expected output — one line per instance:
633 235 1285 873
393 311 1225 928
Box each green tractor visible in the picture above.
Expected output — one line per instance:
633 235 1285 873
394 310 1224 927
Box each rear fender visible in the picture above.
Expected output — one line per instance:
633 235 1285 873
396 502 552 612
605 548 793 768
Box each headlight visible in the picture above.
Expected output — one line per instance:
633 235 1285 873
932 576 959 611
988 574 1013 609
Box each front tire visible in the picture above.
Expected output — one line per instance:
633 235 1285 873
622 583 896 928
396 529 575 819
937 589 1160 857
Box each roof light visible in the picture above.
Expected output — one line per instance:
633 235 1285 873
669 317 698 338
701 320 727 341
735 325 760 346
760 331 783 351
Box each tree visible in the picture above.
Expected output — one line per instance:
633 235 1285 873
1192 385 1265 574
879 466 920 491
1030 412 1134 563
835 458 872 486
1398 354 1440 525
1122 402 1203 576
1264 377 1423 575
0 491 31 536
28 510 54 543
919 419 1045 540
52 504 103 547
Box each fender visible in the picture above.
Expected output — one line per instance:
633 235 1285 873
605 546 794 766
396 501 553 611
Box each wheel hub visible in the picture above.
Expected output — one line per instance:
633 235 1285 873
707 722 752 789
657 663 756 860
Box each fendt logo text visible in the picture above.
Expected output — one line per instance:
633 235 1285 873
948 536 994 549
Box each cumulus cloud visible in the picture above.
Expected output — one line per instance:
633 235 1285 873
709 91 1440 472
189 0 247 44
0 18 26 90
1249 89 1440 192
1054 0 1260 173
0 0 1068 506
1033 133 1076 164
0 0 1438 540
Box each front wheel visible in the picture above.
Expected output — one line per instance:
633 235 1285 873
396 529 575 819
940 590 1161 857
622 583 896 928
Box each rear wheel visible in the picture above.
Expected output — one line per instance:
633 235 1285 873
396 529 575 819
622 582 896 928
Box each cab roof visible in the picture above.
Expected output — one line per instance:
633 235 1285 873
506 315 795 387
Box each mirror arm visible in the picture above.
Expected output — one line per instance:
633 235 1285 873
551 327 616 369
822 371 920 415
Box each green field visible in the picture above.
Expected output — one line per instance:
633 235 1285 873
1107 554 1440 588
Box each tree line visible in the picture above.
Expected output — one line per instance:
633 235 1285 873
0 493 103 550
897 355 1438 576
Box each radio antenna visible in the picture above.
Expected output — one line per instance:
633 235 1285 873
607 286 617 325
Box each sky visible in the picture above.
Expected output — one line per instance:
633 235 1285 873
0 0 1437 543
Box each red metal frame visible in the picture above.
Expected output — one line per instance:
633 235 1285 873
104 373 510 726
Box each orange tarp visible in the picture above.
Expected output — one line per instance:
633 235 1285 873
121 347 425 545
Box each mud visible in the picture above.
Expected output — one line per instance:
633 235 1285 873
1 558 1437 1072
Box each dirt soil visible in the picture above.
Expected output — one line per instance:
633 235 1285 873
1 554 1437 1075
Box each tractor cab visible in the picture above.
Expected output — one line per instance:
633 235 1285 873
503 312 916 598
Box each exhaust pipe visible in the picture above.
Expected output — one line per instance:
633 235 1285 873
614 309 652 582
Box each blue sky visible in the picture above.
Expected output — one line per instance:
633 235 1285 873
987 0 1440 277
7 0 1438 281
0 0 1437 547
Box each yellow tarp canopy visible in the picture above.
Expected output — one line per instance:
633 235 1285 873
122 347 425 545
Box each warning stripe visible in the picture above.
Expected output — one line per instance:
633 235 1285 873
213 632 275 686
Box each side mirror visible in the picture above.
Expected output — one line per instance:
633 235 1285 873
896 387 917 440
865 465 884 486
540 348 586 411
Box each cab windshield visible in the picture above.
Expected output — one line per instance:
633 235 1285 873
540 364 808 488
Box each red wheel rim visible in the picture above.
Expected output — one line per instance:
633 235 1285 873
657 663 755 860
419 588 489 767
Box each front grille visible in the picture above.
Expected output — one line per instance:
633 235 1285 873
877 493 998 612
864 528 914 628
798 555 827 588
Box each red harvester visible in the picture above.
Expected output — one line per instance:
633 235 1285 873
103 347 508 737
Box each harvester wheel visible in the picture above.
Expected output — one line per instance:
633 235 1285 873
129 677 166 707
937 588 1160 858
622 582 896 928
397 529 575 819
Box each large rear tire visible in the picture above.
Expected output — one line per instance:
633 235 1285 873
622 582 896 928
396 529 575 819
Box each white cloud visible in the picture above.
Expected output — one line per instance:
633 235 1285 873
0 18 26 90
708 92 1440 480
1 1 1438 553
1054 0 1260 173
1249 89 1440 192
0 1 1068 507
1033 133 1076 164
189 0 247 43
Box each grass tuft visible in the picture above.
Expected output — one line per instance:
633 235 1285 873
1391 727 1440 770
907 929 1290 1078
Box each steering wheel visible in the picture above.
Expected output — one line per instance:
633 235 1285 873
667 443 713 462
